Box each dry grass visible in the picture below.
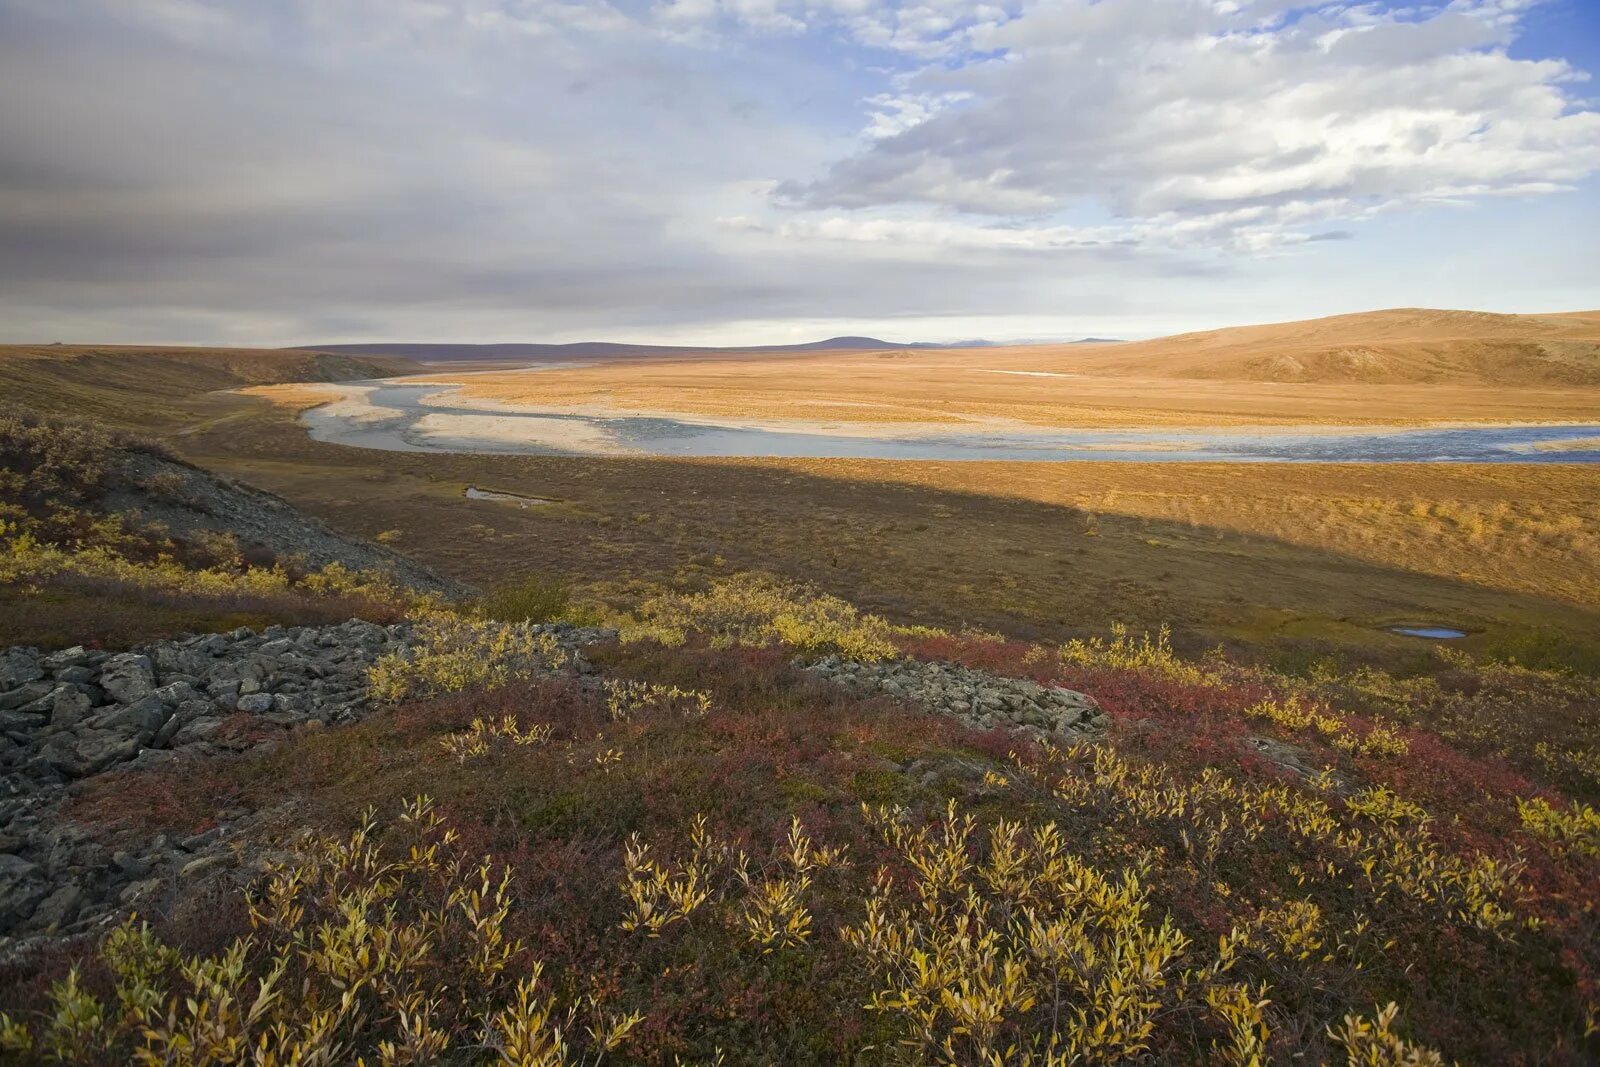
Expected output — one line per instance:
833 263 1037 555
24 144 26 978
422 307 1600 428
0 345 409 432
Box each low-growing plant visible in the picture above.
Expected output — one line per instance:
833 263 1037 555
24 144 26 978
618 572 910 660
1517 796 1600 858
602 679 712 722
440 715 555 763
479 573 576 625
369 614 570 703
0 797 642 1065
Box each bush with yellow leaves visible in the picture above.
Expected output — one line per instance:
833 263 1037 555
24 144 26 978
440 715 555 763
842 800 1260 1066
1517 796 1600 858
0 797 641 1066
1243 695 1410 760
1058 623 1215 686
618 572 910 660
368 615 571 703
618 814 847 954
602 679 712 722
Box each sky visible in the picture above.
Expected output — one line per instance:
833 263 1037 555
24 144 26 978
0 0 1597 347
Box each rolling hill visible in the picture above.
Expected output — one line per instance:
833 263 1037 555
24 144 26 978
1034 308 1600 385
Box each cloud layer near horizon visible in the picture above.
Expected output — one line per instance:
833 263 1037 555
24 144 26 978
1 0 1596 345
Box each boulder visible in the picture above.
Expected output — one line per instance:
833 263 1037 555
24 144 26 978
99 654 158 705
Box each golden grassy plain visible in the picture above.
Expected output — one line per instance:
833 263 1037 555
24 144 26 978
416 307 1600 428
6 336 1598 670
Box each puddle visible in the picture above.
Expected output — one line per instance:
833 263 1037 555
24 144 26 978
465 486 556 507
1389 626 1468 640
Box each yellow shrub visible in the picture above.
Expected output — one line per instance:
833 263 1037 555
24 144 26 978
1517 797 1600 858
1328 1002 1447 1066
1059 623 1212 686
842 800 1248 1065
620 572 904 660
368 615 570 703
0 797 641 1065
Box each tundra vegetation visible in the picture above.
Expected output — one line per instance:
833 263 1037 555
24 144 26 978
1 353 1598 1063
2 560 1598 1063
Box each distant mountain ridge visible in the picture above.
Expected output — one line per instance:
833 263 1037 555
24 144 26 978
287 335 1120 362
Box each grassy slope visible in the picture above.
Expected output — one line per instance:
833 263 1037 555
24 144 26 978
0 345 411 431
4 345 1595 670
1030 307 1600 384
1 349 1597 1061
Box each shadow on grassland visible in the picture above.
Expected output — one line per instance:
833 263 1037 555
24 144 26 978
169 398 1600 675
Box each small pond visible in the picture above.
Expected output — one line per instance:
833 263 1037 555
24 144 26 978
1389 626 1469 640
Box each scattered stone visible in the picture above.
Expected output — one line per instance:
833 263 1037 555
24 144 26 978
799 655 1107 740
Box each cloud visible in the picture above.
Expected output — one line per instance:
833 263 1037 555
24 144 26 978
779 0 1600 247
0 0 1594 345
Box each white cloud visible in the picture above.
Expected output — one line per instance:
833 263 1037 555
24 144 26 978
0 0 1594 345
779 0 1600 248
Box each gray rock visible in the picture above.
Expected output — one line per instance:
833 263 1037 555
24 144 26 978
41 647 93 672
90 695 168 744
99 654 157 705
73 730 141 775
0 709 47 733
0 854 40 880
153 681 202 707
52 687 95 728
31 883 83 931
0 682 53 712
0 651 44 692
0 879 49 927
112 851 151 879
53 665 96 685
236 693 274 714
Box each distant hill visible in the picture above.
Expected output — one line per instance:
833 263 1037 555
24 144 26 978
1015 308 1600 385
286 336 1000 362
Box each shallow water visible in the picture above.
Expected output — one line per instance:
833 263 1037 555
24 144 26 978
1389 626 1469 639
304 382 1600 464
465 486 555 507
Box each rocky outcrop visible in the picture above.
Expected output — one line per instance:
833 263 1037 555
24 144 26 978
108 451 468 598
801 655 1108 742
0 620 609 957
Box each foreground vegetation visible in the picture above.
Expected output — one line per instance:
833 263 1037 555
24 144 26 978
3 575 1598 1063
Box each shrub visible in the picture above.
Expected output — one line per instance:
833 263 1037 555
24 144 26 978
368 614 572 703
1517 797 1600 858
0 797 642 1065
619 572 906 660
478 574 575 625
1059 623 1213 686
